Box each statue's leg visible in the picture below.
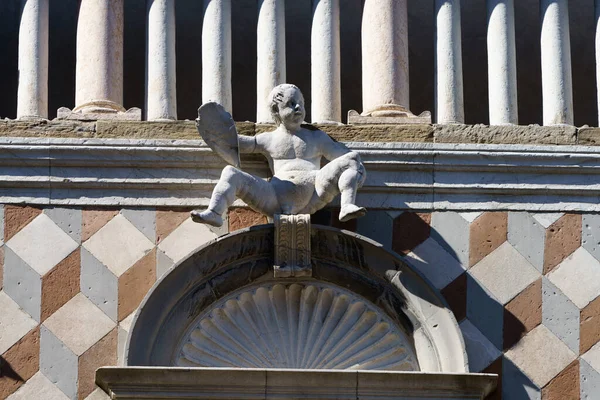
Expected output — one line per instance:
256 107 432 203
314 152 367 221
191 166 279 227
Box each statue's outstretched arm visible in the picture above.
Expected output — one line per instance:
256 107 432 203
238 135 257 153
319 132 353 161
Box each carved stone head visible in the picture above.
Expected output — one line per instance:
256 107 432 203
268 83 306 129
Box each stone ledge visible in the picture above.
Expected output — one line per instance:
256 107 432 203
1 119 596 145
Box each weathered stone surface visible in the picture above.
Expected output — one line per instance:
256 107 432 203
0 120 96 137
578 127 600 145
257 123 434 142
434 124 577 145
95 120 255 139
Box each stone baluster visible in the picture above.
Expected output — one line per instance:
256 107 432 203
256 0 286 123
435 0 464 124
540 0 573 125
487 0 518 125
147 0 177 121
348 0 430 124
203 0 232 114
362 0 409 117
17 0 49 120
61 0 142 120
311 0 341 124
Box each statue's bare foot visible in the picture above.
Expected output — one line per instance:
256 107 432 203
339 204 366 222
190 209 223 227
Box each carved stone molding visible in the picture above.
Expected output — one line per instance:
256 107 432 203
175 282 419 370
274 214 311 278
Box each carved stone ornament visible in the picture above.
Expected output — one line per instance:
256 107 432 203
274 214 311 278
175 282 420 371
191 84 367 228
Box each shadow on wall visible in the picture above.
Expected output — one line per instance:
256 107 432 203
312 208 536 400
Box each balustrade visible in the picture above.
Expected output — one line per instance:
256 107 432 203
9 1 599 128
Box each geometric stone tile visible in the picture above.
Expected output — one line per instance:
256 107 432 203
542 277 580 354
431 211 470 267
43 293 115 356
581 295 600 355
156 208 191 244
502 357 541 400
84 388 111 400
543 213 581 275
441 272 467 322
157 218 217 264
0 291 37 354
466 274 504 350
469 212 507 267
118 248 155 321
533 213 564 229
582 341 600 374
83 214 154 277
156 248 174 278
40 325 78 399
78 328 117 399
0 245 4 290
0 204 4 245
582 214 600 263
405 237 466 290
6 371 69 400
120 208 156 242
504 278 542 351
118 311 136 366
580 359 600 400
3 247 43 321
41 248 80 322
505 325 577 387
508 212 546 273
391 212 431 255
81 208 118 242
541 360 579 399
228 208 266 232
44 207 82 243
459 211 483 223
459 318 502 373
80 248 118 321
547 247 600 309
0 326 40 399
356 210 393 250
3 205 41 242
470 242 540 305
6 214 78 276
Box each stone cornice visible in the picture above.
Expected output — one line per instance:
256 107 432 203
2 137 600 211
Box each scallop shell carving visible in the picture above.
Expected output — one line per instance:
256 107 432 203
175 283 419 371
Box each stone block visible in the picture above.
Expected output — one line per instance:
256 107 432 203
542 277 580 354
81 247 118 320
157 218 217 264
470 242 540 305
430 211 470 267
508 212 545 273
580 359 600 400
0 120 96 138
44 207 82 243
502 357 541 400
405 238 466 290
3 247 43 321
40 325 78 399
469 212 507 267
466 274 504 350
503 279 542 351
120 208 156 242
434 124 577 145
7 371 69 400
505 325 576 387
547 248 600 309
459 319 501 373
578 127 600 146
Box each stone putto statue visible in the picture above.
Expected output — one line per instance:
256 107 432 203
191 84 366 227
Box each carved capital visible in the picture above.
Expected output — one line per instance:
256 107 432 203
274 214 311 278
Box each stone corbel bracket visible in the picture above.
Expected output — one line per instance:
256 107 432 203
274 214 311 278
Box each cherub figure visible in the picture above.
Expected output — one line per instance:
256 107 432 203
191 84 366 227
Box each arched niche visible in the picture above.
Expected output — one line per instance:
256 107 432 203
126 225 468 373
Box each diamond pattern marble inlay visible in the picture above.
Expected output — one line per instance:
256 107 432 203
6 214 78 276
83 214 154 277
